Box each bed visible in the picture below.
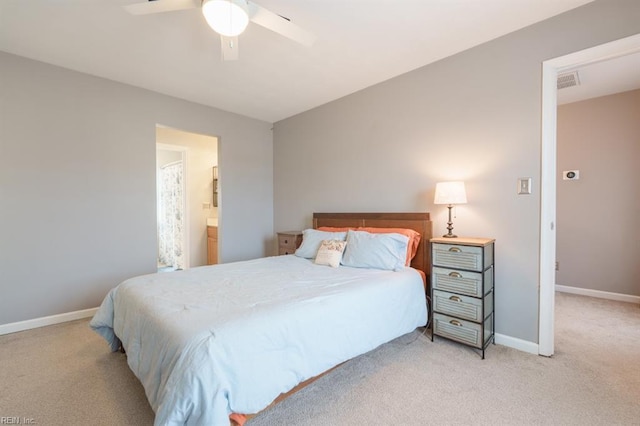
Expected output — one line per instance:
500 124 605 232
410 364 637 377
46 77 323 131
90 212 432 425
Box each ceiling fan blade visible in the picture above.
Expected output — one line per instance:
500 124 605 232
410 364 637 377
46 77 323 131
123 0 200 15
246 2 316 47
220 36 240 61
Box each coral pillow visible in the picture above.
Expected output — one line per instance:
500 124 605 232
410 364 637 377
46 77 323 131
357 227 420 266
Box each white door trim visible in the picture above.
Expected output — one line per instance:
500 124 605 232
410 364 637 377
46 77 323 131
539 32 640 356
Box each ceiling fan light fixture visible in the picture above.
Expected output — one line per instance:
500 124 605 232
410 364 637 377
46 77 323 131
202 0 249 37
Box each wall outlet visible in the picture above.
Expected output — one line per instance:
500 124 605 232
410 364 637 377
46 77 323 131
555 261 559 271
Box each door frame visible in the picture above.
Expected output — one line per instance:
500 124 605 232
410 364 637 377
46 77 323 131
538 32 640 356
156 143 190 270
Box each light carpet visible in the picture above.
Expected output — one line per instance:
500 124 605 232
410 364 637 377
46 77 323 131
0 292 638 425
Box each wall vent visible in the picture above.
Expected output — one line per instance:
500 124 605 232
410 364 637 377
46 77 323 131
557 71 580 90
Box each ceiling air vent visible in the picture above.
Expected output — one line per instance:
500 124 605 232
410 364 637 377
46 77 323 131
557 71 580 90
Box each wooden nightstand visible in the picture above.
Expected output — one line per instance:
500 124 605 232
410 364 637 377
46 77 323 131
430 237 495 359
277 231 303 255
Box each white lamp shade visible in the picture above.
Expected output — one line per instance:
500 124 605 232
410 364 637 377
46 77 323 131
202 0 249 37
434 181 467 205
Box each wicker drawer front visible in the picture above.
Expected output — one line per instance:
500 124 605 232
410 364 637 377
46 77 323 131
432 266 483 297
433 290 492 323
432 243 488 271
278 235 297 248
433 313 485 348
278 233 302 255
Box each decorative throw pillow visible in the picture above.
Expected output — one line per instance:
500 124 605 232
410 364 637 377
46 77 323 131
314 239 347 268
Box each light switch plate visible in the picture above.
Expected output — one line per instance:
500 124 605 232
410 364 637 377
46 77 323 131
518 177 532 195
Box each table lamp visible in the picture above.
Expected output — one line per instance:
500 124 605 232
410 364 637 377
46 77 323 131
434 181 467 238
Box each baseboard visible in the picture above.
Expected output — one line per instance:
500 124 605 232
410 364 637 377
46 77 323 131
495 333 539 355
0 308 98 336
556 285 640 304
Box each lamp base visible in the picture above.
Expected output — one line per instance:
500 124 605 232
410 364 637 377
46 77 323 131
443 205 458 238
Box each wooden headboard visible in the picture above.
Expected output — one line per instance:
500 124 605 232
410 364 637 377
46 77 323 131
312 212 432 276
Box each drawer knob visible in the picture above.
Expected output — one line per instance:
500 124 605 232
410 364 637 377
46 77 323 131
449 296 462 302
449 320 463 326
284 239 289 243
448 247 462 253
448 272 462 278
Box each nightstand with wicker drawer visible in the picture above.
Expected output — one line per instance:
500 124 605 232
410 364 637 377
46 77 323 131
430 237 495 358
277 231 303 255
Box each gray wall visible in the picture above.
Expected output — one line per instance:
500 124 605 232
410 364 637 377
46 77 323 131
0 52 273 325
273 0 640 344
557 89 640 296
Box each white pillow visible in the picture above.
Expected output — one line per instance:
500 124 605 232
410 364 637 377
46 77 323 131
314 239 347 268
294 229 348 259
341 230 409 271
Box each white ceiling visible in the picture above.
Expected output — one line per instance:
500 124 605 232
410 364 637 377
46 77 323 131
0 0 596 122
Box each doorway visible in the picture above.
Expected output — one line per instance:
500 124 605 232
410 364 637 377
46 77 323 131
539 33 640 356
156 126 219 269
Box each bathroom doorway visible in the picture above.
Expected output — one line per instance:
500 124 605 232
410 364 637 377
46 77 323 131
156 126 219 270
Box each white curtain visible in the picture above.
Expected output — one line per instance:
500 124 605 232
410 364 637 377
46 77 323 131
158 161 184 270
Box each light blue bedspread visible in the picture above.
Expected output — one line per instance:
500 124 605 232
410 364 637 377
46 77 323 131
90 255 427 425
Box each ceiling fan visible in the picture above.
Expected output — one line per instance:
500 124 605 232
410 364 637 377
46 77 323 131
124 0 316 61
